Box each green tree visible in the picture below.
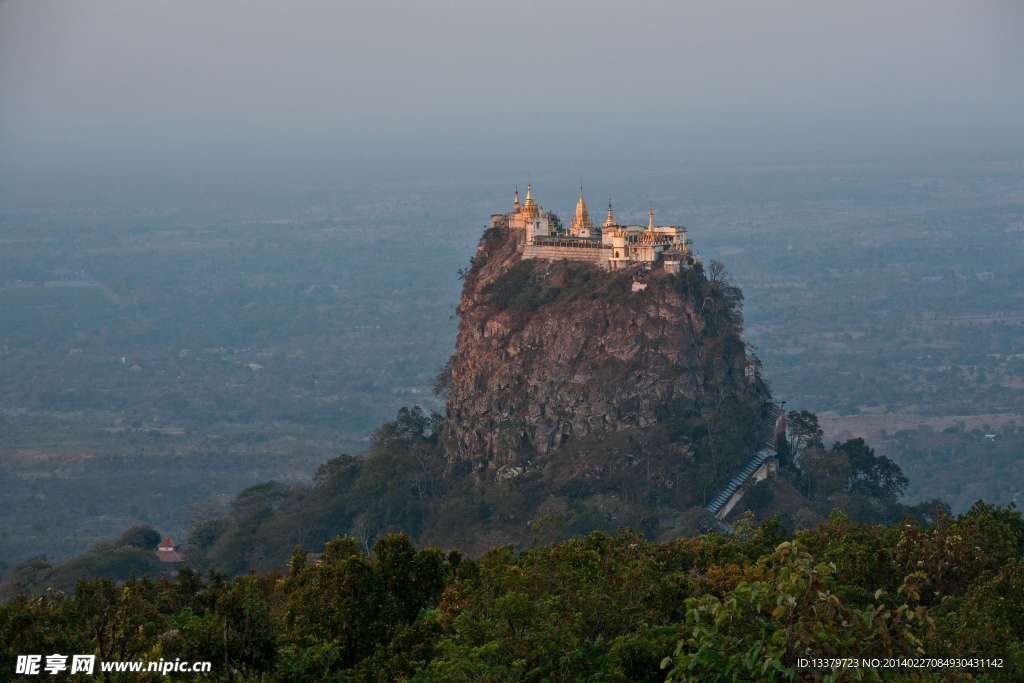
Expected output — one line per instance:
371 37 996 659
432 354 457 398
70 573 176 676
799 447 852 501
113 524 162 550
833 437 908 502
276 537 397 676
661 542 945 682
161 572 278 683
787 410 823 462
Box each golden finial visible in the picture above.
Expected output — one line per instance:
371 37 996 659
570 183 593 235
603 199 617 229
522 181 539 217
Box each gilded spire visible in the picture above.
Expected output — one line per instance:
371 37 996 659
570 184 593 236
637 202 657 244
513 187 520 213
521 181 539 218
603 199 617 230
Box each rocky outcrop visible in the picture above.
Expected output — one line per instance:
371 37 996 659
443 227 759 471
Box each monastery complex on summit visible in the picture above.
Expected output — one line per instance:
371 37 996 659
491 184 698 272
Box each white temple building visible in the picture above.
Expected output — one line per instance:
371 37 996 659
492 184 698 272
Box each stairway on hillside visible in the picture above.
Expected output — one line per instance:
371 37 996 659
703 402 782 519
704 447 776 517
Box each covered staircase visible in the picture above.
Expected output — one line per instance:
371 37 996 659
704 447 776 517
704 401 783 519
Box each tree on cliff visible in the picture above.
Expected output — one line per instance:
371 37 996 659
787 409 824 462
432 353 456 398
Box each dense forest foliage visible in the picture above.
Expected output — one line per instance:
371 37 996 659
5 503 1024 681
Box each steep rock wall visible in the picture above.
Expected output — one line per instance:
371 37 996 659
443 227 761 472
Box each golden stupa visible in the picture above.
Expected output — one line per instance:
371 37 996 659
603 200 616 229
570 185 594 235
640 204 657 243
521 183 540 219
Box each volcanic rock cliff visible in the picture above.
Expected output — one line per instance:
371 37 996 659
442 226 769 477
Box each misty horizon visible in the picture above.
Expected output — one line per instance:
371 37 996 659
2 2 1022 133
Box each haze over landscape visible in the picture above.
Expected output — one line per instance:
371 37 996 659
4 4 1024 678
2 0 1023 559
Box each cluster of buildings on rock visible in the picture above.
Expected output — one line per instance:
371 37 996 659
490 183 698 272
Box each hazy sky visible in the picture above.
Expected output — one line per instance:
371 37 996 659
1 0 1022 135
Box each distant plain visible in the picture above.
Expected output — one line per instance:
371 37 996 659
2 121 1023 561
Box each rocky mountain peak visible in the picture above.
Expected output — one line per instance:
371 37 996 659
442 226 765 477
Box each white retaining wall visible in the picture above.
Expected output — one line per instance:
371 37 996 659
522 244 611 269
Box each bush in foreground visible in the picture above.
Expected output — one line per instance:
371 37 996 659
3 504 1024 681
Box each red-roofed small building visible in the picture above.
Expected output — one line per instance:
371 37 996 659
129 364 142 372
156 536 183 563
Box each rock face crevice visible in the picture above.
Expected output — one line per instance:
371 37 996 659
443 227 760 472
